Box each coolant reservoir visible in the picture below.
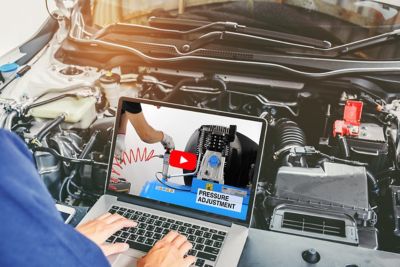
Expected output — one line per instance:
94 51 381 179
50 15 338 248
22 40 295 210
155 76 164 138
100 72 121 108
30 96 97 128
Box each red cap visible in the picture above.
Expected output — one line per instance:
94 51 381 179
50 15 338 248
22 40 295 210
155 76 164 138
343 101 363 125
333 100 363 137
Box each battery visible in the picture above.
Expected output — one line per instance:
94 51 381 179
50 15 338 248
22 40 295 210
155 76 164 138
345 123 388 173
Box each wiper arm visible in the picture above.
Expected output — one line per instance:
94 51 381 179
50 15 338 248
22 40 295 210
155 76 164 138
148 17 332 49
332 29 400 55
178 27 400 57
93 21 247 39
94 18 399 58
95 18 331 50
148 17 400 56
94 20 332 55
181 31 324 53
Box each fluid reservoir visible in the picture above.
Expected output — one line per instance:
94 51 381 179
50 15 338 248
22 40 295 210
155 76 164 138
99 72 121 108
29 96 97 129
0 63 19 80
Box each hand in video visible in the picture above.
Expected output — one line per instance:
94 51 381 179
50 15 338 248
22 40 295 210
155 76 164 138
76 213 137 256
115 134 126 159
138 231 196 267
161 133 175 150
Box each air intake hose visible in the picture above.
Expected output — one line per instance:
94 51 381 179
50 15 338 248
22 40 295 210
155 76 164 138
274 119 306 167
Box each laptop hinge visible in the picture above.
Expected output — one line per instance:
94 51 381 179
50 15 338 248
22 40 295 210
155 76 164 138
117 195 232 227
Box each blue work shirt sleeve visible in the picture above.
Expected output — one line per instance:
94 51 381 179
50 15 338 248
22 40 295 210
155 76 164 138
0 129 110 267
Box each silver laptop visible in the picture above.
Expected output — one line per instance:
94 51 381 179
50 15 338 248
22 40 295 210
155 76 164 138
79 97 267 267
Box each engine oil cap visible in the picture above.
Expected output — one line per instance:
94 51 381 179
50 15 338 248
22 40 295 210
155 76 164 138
0 63 19 73
99 72 121 84
302 248 321 264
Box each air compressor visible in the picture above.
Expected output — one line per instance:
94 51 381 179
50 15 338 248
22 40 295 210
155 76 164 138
140 124 258 220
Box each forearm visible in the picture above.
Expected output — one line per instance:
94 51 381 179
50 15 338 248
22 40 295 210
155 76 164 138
139 128 164 144
123 112 164 143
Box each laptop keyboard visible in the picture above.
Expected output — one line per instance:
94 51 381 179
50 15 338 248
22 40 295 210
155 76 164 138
106 205 227 267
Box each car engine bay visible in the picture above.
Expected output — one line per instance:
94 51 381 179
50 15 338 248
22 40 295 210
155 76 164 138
1 2 400 257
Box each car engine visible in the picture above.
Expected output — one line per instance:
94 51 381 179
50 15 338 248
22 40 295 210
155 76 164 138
1 4 400 256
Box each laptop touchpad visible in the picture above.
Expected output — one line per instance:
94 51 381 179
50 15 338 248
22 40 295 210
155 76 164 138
112 254 138 267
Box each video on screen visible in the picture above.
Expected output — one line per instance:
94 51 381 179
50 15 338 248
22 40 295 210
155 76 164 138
109 101 263 220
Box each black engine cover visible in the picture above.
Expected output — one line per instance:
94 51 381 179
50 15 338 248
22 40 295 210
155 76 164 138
273 161 369 211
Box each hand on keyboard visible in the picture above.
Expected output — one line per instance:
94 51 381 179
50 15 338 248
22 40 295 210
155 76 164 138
138 231 196 267
76 212 137 256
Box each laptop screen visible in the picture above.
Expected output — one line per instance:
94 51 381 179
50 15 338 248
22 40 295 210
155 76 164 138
108 99 265 221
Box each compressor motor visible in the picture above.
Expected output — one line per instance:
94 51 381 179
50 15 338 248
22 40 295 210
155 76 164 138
184 124 258 188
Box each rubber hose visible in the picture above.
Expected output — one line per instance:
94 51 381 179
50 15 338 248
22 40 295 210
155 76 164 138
0 112 9 128
366 170 380 195
162 77 227 103
36 114 66 141
4 111 18 130
274 119 306 167
162 78 197 103
274 118 306 151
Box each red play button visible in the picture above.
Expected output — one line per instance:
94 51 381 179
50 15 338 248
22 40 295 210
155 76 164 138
169 150 197 170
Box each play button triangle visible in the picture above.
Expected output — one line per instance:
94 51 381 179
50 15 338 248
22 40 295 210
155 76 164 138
180 156 188 164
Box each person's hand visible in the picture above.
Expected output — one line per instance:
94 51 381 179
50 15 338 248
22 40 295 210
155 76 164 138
161 133 175 150
76 213 137 256
115 134 126 160
138 231 196 267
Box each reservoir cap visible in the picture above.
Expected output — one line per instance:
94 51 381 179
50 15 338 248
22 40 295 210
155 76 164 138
0 63 19 73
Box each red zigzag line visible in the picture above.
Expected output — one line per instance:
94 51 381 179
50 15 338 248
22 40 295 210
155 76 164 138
112 147 155 176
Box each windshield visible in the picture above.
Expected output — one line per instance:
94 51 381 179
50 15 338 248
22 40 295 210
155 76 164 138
0 1 53 55
83 0 400 60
